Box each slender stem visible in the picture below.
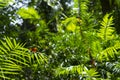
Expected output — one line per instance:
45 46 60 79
78 0 84 38
78 0 80 17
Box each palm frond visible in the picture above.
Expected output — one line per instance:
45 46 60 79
0 37 48 79
29 52 48 65
0 37 29 79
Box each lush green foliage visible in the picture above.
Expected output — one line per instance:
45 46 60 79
0 0 13 8
0 37 47 79
0 0 120 79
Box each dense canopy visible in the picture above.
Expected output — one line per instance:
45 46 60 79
0 0 120 79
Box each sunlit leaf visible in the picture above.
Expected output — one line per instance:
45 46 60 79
17 7 40 19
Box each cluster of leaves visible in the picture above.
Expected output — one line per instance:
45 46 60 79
0 37 48 79
1 0 120 80
48 13 120 80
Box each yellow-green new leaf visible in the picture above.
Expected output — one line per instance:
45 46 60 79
17 7 40 19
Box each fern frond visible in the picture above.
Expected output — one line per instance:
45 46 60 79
98 41 120 61
55 65 99 79
84 68 99 78
55 65 83 77
97 14 115 41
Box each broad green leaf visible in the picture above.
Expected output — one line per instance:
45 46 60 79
66 23 76 32
17 7 40 19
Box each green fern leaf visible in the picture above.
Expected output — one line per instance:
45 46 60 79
97 14 115 41
98 42 120 61
55 65 84 76
84 68 99 77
